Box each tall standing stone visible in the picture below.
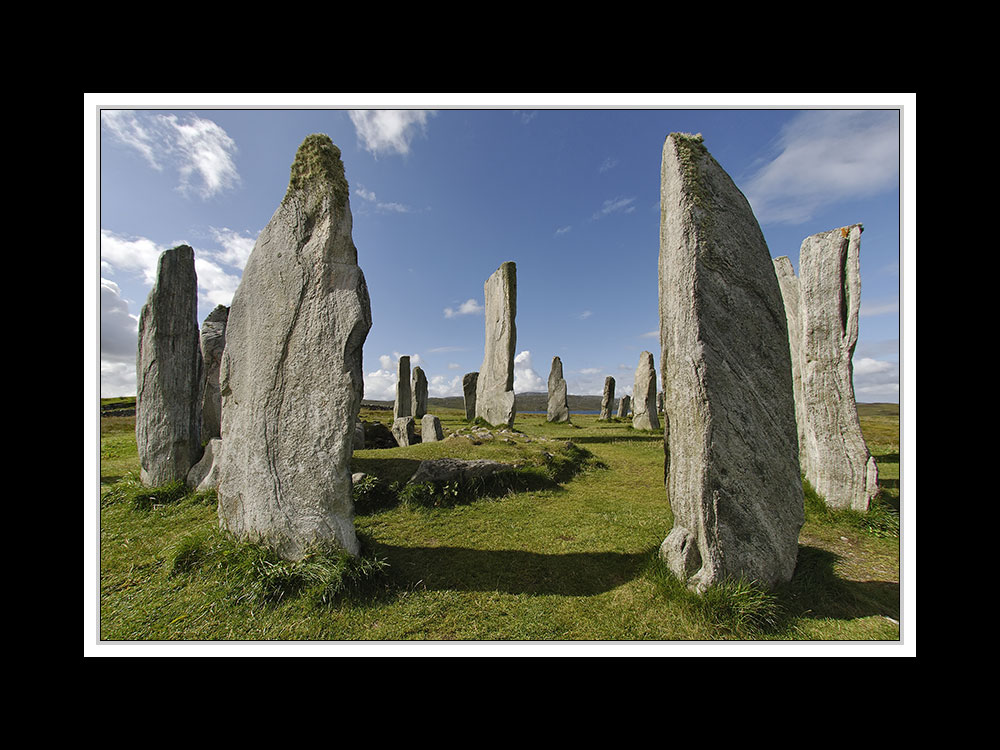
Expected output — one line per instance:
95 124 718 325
616 394 630 418
135 244 204 486
546 356 570 422
463 372 479 420
394 356 412 419
199 304 229 440
412 365 428 419
600 376 616 420
774 225 879 512
475 261 517 428
658 132 803 593
217 134 372 560
421 414 444 442
632 351 660 431
656 392 664 414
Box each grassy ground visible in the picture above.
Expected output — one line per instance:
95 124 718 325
95 402 902 646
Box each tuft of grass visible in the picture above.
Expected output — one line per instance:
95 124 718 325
803 479 900 538
166 528 390 607
102 472 190 511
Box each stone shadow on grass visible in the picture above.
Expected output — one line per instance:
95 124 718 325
775 545 900 622
375 543 649 597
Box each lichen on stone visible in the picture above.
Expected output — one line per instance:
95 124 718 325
286 134 350 206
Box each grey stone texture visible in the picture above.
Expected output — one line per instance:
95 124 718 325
186 438 222 491
392 416 418 447
199 304 229 440
657 132 803 593
407 457 516 486
135 244 204 486
774 224 879 512
216 135 372 561
546 356 570 422
600 376 616 420
394 356 412 419
632 351 660 431
475 262 517 428
463 372 479 420
657 392 664 413
421 414 444 442
616 394 630 418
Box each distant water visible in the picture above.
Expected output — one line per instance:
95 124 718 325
521 410 600 415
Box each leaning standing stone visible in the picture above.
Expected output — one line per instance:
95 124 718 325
394 356 412 419
774 225 879 511
546 356 570 422
658 132 803 592
463 372 479 420
217 134 372 560
632 351 660 431
412 365 428 419
616 394 630 418
135 244 204 486
475 261 517 428
421 414 444 442
199 304 229 440
600 376 616 420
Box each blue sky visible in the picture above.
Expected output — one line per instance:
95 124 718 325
91 95 910 405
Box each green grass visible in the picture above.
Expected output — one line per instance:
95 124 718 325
97 405 902 643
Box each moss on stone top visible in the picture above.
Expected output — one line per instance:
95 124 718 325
286 134 350 205
669 132 711 212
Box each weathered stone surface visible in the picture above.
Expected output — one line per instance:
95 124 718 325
217 134 372 560
600 376 616 420
136 244 204 486
199 304 229 440
421 414 444 442
462 372 479 420
546 356 570 422
392 416 418 447
616 394 631 418
354 420 365 451
186 438 222 491
658 132 803 592
774 225 879 511
632 351 660 431
407 457 516 486
412 366 428 419
475 262 516 428
656 392 664 413
394 356 412 419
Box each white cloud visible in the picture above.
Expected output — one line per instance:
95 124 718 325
102 111 240 199
101 359 137 399
353 184 414 214
428 345 466 353
640 330 659 339
579 367 601 375
363 367 397 401
100 278 139 362
555 226 571 236
599 157 619 173
448 363 460 370
852 355 899 402
349 110 432 157
429 374 463 397
513 350 545 393
444 298 484 318
208 227 257 270
100 229 164 285
378 354 393 370
853 357 894 376
194 256 241 309
593 196 636 219
579 310 593 320
744 110 899 225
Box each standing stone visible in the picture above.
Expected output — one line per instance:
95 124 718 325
616 394 631 418
392 416 418 447
658 132 803 593
774 225 879 512
599 376 616 420
199 304 229 440
632 351 660 431
462 372 479 420
394 356 412 419
217 134 372 560
475 261 517 428
412 365 428 419
135 244 204 486
421 414 444 442
656 392 664 414
546 356 570 422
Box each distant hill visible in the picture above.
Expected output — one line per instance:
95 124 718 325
856 402 900 417
362 392 605 413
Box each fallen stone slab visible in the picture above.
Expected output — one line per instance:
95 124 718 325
407 457 518 486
